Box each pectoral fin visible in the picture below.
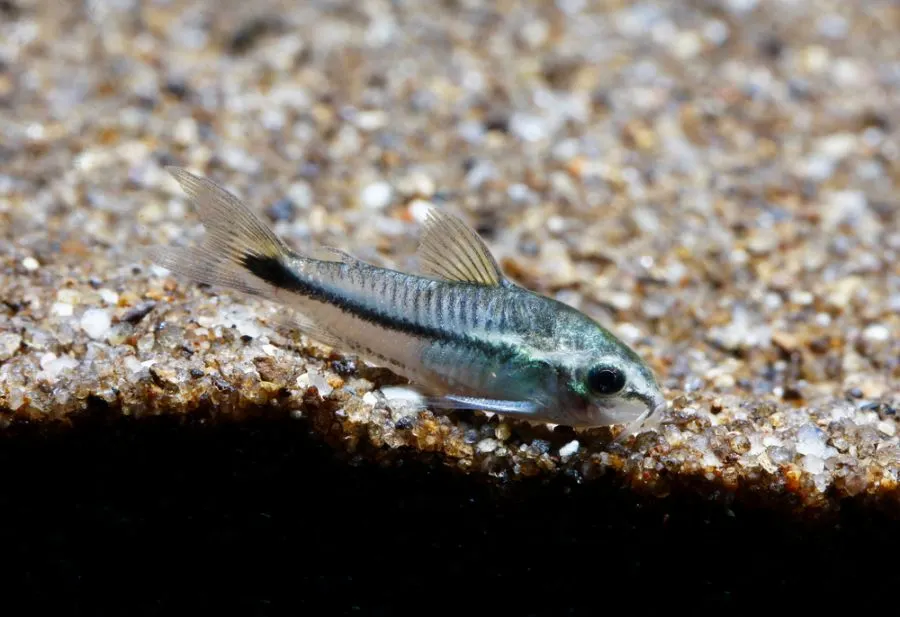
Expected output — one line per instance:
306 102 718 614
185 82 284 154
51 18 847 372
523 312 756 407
378 386 539 417
424 394 540 415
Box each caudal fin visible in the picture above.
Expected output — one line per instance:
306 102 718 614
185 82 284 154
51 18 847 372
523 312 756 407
146 166 294 299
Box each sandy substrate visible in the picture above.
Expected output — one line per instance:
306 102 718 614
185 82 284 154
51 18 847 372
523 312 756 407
0 0 898 517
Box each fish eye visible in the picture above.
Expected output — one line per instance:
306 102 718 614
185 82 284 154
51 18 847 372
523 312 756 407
586 365 626 395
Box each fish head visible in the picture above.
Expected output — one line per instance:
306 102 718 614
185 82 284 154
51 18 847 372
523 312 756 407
546 344 667 431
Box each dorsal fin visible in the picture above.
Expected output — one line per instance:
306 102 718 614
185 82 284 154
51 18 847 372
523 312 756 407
415 205 505 286
311 246 356 263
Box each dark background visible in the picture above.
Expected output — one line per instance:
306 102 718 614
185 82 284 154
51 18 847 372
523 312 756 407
0 412 894 616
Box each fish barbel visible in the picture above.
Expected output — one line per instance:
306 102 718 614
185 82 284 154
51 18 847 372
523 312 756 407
148 167 666 435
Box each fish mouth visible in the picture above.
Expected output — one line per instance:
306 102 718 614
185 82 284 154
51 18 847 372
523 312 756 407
614 399 667 443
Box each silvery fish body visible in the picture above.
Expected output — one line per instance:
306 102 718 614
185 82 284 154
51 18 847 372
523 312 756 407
149 167 666 435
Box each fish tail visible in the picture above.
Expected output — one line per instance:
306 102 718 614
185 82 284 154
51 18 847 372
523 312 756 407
147 166 300 299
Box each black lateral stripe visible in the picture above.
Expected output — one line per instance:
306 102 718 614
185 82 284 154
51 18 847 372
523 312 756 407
240 253 518 361
242 253 298 289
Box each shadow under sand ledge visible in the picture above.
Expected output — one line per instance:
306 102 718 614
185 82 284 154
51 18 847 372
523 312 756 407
0 388 898 613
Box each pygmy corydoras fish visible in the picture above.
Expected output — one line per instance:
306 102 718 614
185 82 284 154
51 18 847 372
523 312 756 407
148 167 666 436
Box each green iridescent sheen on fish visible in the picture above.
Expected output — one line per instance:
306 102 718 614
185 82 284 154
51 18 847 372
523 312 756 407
148 167 666 435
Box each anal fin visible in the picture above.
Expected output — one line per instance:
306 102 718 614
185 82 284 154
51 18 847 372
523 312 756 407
266 306 346 350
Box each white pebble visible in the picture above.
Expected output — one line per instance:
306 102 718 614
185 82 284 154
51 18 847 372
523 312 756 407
408 199 434 224
557 0 585 15
22 257 39 271
173 117 198 145
57 289 80 304
615 5 664 37
75 148 115 172
375 217 407 236
789 290 814 306
220 146 260 174
828 403 856 422
812 474 830 493
631 207 660 234
817 14 848 39
763 292 783 311
701 448 722 468
0 332 22 360
862 324 890 343
360 182 393 210
862 127 884 148
714 374 736 390
362 392 379 408
39 352 80 382
816 133 856 159
725 0 757 14
379 385 427 410
99 289 119 305
551 138 579 161
288 182 313 209
804 46 830 73
762 435 784 448
517 19 548 49
795 424 827 458
476 438 499 454
801 455 825 476
616 323 643 343
354 110 387 131
877 421 896 437
305 369 333 397
6 387 25 411
510 113 550 142
150 264 172 278
507 183 534 203
730 249 749 265
260 108 285 131
80 308 112 340
51 302 74 317
797 155 835 181
234 319 261 339
673 32 702 59
407 172 435 197
559 440 580 458
269 82 309 108
824 190 867 230
703 19 729 46
457 121 485 144
603 291 633 312
888 296 900 314
25 122 46 141
832 58 864 88
123 356 143 374
547 216 567 233
365 17 395 48
465 160 496 189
